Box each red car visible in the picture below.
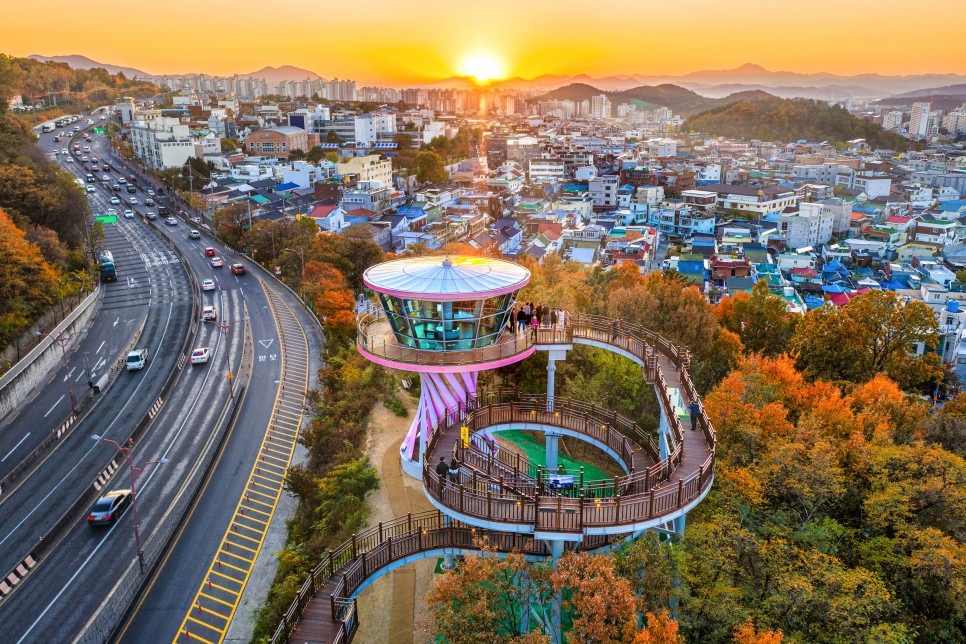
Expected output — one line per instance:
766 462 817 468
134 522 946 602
204 247 216 257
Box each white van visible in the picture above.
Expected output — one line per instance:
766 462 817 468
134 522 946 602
126 349 148 371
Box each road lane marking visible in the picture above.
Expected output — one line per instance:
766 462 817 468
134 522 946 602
173 286 307 643
14 300 229 639
64 368 75 382
1 434 31 462
96 340 106 354
42 396 65 418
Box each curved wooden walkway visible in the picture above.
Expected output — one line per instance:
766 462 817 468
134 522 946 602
272 314 716 643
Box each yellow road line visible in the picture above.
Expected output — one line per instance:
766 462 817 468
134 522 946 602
173 285 309 643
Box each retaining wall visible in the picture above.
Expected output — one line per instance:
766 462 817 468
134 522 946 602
0 287 100 423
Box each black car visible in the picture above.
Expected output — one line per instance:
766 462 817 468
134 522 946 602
87 489 133 526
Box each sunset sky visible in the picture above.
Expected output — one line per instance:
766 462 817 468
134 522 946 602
3 0 964 84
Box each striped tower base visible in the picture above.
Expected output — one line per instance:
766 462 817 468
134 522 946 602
399 370 494 479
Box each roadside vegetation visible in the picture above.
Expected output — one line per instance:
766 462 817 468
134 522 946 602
248 228 394 641
0 59 107 355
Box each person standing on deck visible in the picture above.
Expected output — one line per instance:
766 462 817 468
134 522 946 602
436 456 450 487
688 401 701 431
611 318 620 343
448 457 460 483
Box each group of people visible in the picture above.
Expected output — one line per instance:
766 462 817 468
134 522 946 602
511 302 568 337
435 456 460 485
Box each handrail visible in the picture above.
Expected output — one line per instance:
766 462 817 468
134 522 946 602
269 509 615 643
356 307 568 367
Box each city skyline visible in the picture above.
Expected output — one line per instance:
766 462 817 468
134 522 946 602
4 0 966 85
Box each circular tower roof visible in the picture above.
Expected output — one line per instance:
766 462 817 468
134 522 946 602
363 256 530 300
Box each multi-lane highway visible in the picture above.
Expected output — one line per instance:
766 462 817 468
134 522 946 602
0 113 323 642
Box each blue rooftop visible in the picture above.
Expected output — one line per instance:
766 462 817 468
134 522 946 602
678 260 704 275
938 200 966 212
397 205 426 220
274 182 299 192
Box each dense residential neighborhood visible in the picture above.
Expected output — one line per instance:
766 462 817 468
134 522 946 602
109 85 966 372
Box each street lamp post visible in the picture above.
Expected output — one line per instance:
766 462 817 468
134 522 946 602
213 316 249 400
36 328 88 416
284 246 306 287
90 435 168 574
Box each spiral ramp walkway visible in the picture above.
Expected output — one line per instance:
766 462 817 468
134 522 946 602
271 315 716 643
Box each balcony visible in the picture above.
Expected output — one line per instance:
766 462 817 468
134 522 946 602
357 308 538 371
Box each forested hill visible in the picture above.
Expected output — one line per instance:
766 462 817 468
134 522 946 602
0 54 137 352
529 82 775 116
683 97 913 150
0 53 156 108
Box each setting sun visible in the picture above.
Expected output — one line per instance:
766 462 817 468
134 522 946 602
458 52 506 83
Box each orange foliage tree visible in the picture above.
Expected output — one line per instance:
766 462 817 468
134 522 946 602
301 261 356 345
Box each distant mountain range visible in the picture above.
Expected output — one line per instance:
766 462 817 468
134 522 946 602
432 63 966 99
28 54 152 80
23 56 966 100
872 84 966 112
529 83 776 117
27 56 322 85
237 65 321 83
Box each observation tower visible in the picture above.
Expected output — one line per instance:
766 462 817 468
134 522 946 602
357 256 533 478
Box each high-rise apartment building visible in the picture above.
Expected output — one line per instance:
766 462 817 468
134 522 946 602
591 94 612 119
909 102 931 139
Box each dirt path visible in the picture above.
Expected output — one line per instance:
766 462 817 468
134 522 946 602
355 392 436 643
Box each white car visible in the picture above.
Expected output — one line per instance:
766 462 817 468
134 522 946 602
190 348 211 365
99 115 107 121
201 305 217 321
87 119 94 125
106 208 118 217
123 210 134 219
65 156 73 162
61 148 68 154
147 189 156 196
110 197 120 204
129 197 139 205
201 279 216 291
86 185 95 193
165 217 177 226
101 175 109 182
81 156 88 162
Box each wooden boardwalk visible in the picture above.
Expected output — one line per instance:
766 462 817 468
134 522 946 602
274 315 716 643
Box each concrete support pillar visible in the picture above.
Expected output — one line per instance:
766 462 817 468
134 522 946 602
442 514 455 570
657 394 671 461
545 350 567 412
546 358 556 412
675 512 686 537
549 539 565 566
546 433 560 471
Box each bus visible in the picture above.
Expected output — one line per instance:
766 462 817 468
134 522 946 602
98 250 117 282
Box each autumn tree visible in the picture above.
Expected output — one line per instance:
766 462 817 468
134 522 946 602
793 289 941 390
429 549 554 644
415 150 449 184
715 280 797 356
302 261 357 344
305 145 325 164
0 208 60 347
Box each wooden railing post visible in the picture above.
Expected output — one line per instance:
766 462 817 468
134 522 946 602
677 479 684 508
351 534 357 559
388 535 393 561
615 495 621 525
487 490 492 519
